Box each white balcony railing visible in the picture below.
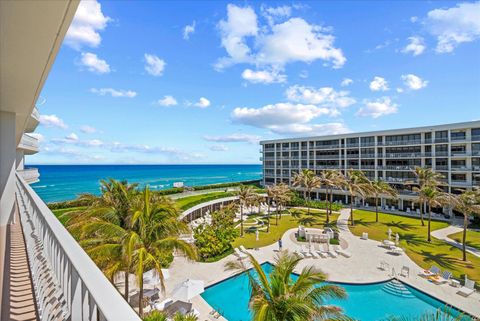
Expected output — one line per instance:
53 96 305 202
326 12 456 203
17 168 40 184
18 133 39 154
15 173 141 321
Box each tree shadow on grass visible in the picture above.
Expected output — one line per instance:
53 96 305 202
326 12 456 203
400 233 431 247
412 249 475 271
385 220 416 231
353 218 375 228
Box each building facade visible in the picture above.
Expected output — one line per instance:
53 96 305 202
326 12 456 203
260 121 480 209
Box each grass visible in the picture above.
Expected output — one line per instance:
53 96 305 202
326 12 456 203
349 210 480 283
174 191 236 211
232 209 339 249
448 230 480 251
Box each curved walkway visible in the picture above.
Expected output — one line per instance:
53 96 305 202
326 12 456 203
431 225 480 258
137 208 480 319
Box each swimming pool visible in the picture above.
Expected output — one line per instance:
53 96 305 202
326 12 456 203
201 263 466 321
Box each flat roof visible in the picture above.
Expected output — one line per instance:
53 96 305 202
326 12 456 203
260 120 480 144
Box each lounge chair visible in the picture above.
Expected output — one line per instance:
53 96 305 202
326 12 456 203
387 246 404 255
293 250 305 259
419 266 440 278
234 248 248 259
430 271 452 285
334 245 351 258
400 266 410 278
324 244 337 258
301 245 313 258
315 244 328 258
457 277 476 297
310 248 320 259
154 298 173 311
378 260 389 271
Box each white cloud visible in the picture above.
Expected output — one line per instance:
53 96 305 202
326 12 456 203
340 78 353 87
356 97 398 118
203 133 260 144
216 4 345 70
299 70 308 79
209 144 229 152
65 133 79 141
183 21 196 40
90 88 137 98
401 74 428 90
396 88 404 93
157 95 178 106
194 97 211 108
426 1 480 53
232 102 335 132
241 68 286 84
402 36 426 56
65 0 111 50
80 125 97 134
369 76 389 91
79 52 111 74
144 54 166 76
261 5 292 25
410 16 419 23
110 142 204 161
39 114 68 129
285 85 356 110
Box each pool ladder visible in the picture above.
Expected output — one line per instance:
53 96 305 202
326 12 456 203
382 280 415 298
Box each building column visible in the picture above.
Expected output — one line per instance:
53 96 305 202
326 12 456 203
0 111 17 317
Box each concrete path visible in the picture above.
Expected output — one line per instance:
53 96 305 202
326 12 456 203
432 225 480 258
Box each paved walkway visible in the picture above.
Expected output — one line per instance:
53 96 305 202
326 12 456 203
432 225 480 258
123 209 480 320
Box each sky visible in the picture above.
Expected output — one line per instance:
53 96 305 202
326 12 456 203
29 0 480 165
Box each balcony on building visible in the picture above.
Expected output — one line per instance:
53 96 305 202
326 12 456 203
17 167 40 184
18 133 39 154
24 106 40 133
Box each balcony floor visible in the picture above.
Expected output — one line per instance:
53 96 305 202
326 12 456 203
4 209 38 321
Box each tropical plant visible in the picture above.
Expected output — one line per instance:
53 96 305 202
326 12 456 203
143 311 198 321
237 185 257 236
292 169 321 215
266 185 276 232
386 306 463 321
130 187 197 316
225 251 346 321
61 179 138 299
370 179 398 222
345 170 372 226
452 190 480 261
412 167 445 226
272 183 292 225
416 184 449 242
194 204 239 260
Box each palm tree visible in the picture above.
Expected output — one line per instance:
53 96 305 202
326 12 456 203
318 170 341 223
225 251 346 321
266 185 276 232
292 169 321 215
272 183 291 225
412 167 444 226
237 185 256 236
452 190 480 261
370 180 398 222
417 185 449 242
131 187 197 316
61 179 138 299
345 170 372 226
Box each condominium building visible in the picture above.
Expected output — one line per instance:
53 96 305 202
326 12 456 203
260 121 480 209
0 2 141 320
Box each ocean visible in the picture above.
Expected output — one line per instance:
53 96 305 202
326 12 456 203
29 164 262 203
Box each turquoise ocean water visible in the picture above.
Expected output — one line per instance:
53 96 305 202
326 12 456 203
29 164 262 203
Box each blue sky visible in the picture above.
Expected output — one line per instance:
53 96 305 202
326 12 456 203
29 0 480 165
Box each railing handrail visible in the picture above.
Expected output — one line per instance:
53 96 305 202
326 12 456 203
16 173 141 321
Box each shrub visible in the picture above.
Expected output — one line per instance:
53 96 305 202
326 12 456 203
153 187 184 196
287 191 343 211
47 198 93 210
329 238 340 245
191 180 261 191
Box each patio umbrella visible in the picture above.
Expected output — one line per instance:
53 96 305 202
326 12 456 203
395 233 400 246
388 228 392 240
171 279 204 302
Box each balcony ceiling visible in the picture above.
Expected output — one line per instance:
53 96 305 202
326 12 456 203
0 0 79 143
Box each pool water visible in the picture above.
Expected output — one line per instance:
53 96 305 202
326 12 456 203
201 263 466 321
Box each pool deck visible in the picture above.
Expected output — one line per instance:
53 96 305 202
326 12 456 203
154 208 480 319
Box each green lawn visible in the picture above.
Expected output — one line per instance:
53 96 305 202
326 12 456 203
350 210 480 283
449 230 480 251
232 209 339 249
174 191 236 211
